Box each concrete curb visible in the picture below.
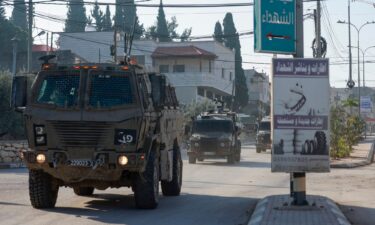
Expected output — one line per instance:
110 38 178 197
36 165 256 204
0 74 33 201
248 195 351 225
331 142 374 169
0 163 26 169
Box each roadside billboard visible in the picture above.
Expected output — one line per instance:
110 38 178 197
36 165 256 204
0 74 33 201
272 58 330 173
360 96 372 113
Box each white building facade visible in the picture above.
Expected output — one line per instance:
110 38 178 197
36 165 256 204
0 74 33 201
58 32 235 105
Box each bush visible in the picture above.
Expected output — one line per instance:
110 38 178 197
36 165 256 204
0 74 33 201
0 71 25 139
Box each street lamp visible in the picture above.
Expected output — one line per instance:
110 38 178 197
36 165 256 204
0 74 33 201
351 45 375 89
337 20 375 114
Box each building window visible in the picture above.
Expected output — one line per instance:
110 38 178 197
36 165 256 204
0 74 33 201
209 60 212 73
229 72 233 81
222 68 225 78
159 65 169 73
173 65 185 73
197 87 204 97
206 91 213 99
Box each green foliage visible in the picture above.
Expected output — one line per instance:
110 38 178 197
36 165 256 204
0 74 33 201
65 0 87 32
156 0 170 42
183 100 216 121
330 105 365 158
91 0 104 31
222 13 248 111
114 0 124 29
0 0 7 21
214 21 224 43
102 5 112 31
0 17 28 60
146 14 192 42
123 0 144 39
0 71 25 139
11 0 27 31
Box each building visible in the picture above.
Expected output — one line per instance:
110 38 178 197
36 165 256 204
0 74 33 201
243 69 270 121
58 31 235 105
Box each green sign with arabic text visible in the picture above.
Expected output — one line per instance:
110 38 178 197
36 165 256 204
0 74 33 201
254 0 296 54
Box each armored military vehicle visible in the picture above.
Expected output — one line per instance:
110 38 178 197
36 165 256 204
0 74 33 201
188 111 241 164
11 55 184 209
256 116 271 153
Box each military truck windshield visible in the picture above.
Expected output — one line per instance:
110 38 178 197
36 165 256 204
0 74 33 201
259 121 270 131
36 74 80 107
89 74 134 108
193 120 233 133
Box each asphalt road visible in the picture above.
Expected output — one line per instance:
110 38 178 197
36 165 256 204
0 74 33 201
0 145 291 225
1 145 375 225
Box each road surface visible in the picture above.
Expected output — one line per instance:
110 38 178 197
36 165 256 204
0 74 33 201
0 144 374 225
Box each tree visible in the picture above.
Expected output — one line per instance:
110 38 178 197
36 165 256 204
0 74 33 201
156 0 170 42
11 0 27 31
102 5 112 31
65 0 87 32
123 0 144 39
0 71 25 139
91 0 104 31
146 15 192 42
114 0 124 30
223 13 248 111
0 0 6 22
213 21 223 43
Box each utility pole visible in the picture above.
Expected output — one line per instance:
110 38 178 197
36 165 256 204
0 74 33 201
113 28 118 63
316 0 322 58
348 0 353 88
291 0 307 206
27 0 33 73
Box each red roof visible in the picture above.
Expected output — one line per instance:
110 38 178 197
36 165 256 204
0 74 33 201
32 44 56 52
152 45 217 59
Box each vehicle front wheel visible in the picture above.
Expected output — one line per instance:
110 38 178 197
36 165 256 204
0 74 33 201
188 155 196 164
161 145 183 196
73 187 94 196
134 151 159 209
29 170 59 209
256 147 262 153
227 154 235 164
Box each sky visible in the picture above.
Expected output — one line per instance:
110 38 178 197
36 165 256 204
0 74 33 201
4 0 375 88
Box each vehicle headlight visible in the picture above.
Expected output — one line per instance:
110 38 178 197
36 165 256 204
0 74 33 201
194 142 199 147
36 153 46 164
34 125 46 135
34 125 47 146
36 136 46 145
220 142 225 147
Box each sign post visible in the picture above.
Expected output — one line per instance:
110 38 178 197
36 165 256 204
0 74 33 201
254 0 296 54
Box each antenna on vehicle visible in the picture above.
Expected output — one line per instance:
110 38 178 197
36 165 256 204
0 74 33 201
122 15 137 65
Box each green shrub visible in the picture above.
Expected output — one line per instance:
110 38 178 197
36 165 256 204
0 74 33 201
0 71 25 139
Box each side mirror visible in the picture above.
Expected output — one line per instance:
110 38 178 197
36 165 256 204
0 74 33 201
149 74 166 109
11 76 28 111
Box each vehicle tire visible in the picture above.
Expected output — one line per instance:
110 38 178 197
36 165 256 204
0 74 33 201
29 170 59 209
197 158 204 162
314 131 327 155
235 142 241 162
73 187 94 196
256 147 261 153
161 145 183 196
188 155 196 164
304 140 311 155
134 150 159 209
227 154 235 164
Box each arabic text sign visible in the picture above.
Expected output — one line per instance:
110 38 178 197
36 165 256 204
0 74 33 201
272 58 330 173
254 0 296 54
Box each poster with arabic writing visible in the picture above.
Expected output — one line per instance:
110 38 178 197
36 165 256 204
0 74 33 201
272 58 330 173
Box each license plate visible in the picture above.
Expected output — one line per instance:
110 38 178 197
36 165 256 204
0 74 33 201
68 159 93 167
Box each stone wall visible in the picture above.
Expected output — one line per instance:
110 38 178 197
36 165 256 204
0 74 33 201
0 140 28 164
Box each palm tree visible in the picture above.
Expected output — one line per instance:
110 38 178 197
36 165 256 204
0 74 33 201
342 98 358 115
